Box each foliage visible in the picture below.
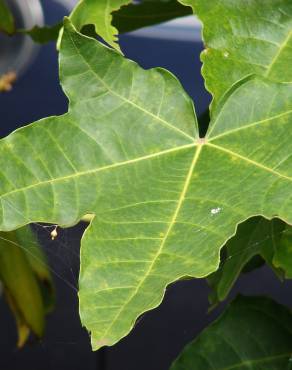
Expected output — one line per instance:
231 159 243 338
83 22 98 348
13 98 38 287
0 227 53 346
0 0 292 367
171 296 292 370
181 0 292 113
69 0 132 50
111 0 192 34
0 0 14 34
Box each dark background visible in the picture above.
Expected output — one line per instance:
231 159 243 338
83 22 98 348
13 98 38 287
1 1 292 369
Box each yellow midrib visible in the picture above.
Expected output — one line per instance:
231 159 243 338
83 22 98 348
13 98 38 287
98 144 203 342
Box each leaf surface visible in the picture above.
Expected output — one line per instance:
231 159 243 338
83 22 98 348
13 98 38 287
14 226 55 312
180 0 292 112
112 0 192 34
273 225 292 278
22 23 62 44
0 22 291 349
0 228 46 345
70 0 132 50
20 0 191 45
171 296 292 370
207 217 286 306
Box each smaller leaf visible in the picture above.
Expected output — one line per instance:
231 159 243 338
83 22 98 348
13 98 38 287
4 290 30 348
0 228 53 345
273 225 292 278
112 0 192 34
180 0 292 113
171 296 292 370
207 217 286 306
70 0 132 50
0 0 14 34
15 226 55 313
20 23 62 44
23 0 191 46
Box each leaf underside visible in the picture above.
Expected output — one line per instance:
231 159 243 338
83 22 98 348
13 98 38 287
0 21 291 349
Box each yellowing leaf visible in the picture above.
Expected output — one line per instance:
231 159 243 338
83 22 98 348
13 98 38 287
0 230 45 344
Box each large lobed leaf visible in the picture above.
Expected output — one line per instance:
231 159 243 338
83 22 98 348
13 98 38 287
180 0 292 112
171 296 292 370
178 0 292 302
0 21 291 349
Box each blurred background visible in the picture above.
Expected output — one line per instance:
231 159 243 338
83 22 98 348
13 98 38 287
1 1 292 369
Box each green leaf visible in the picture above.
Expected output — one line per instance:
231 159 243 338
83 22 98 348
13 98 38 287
273 225 292 278
112 0 192 34
23 1 190 45
171 296 292 370
70 0 132 50
14 226 55 313
0 0 14 34
0 229 46 345
4 289 31 347
21 23 62 44
207 217 286 306
0 22 291 350
181 0 292 112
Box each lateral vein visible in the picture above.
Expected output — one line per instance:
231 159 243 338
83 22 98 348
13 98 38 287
0 143 196 201
207 143 292 181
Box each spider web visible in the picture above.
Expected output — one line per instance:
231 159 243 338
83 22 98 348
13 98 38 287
0 192 290 293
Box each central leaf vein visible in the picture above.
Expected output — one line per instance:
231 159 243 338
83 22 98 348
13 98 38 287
98 144 203 340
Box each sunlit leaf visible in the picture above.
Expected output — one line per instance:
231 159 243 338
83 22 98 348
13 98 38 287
70 0 132 50
180 0 292 112
0 21 291 350
23 0 190 45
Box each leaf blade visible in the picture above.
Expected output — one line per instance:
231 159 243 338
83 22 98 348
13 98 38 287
70 0 132 50
181 0 292 112
171 296 292 370
0 22 291 350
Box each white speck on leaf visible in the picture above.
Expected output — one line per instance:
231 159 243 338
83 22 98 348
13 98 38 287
223 51 229 58
211 207 222 215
